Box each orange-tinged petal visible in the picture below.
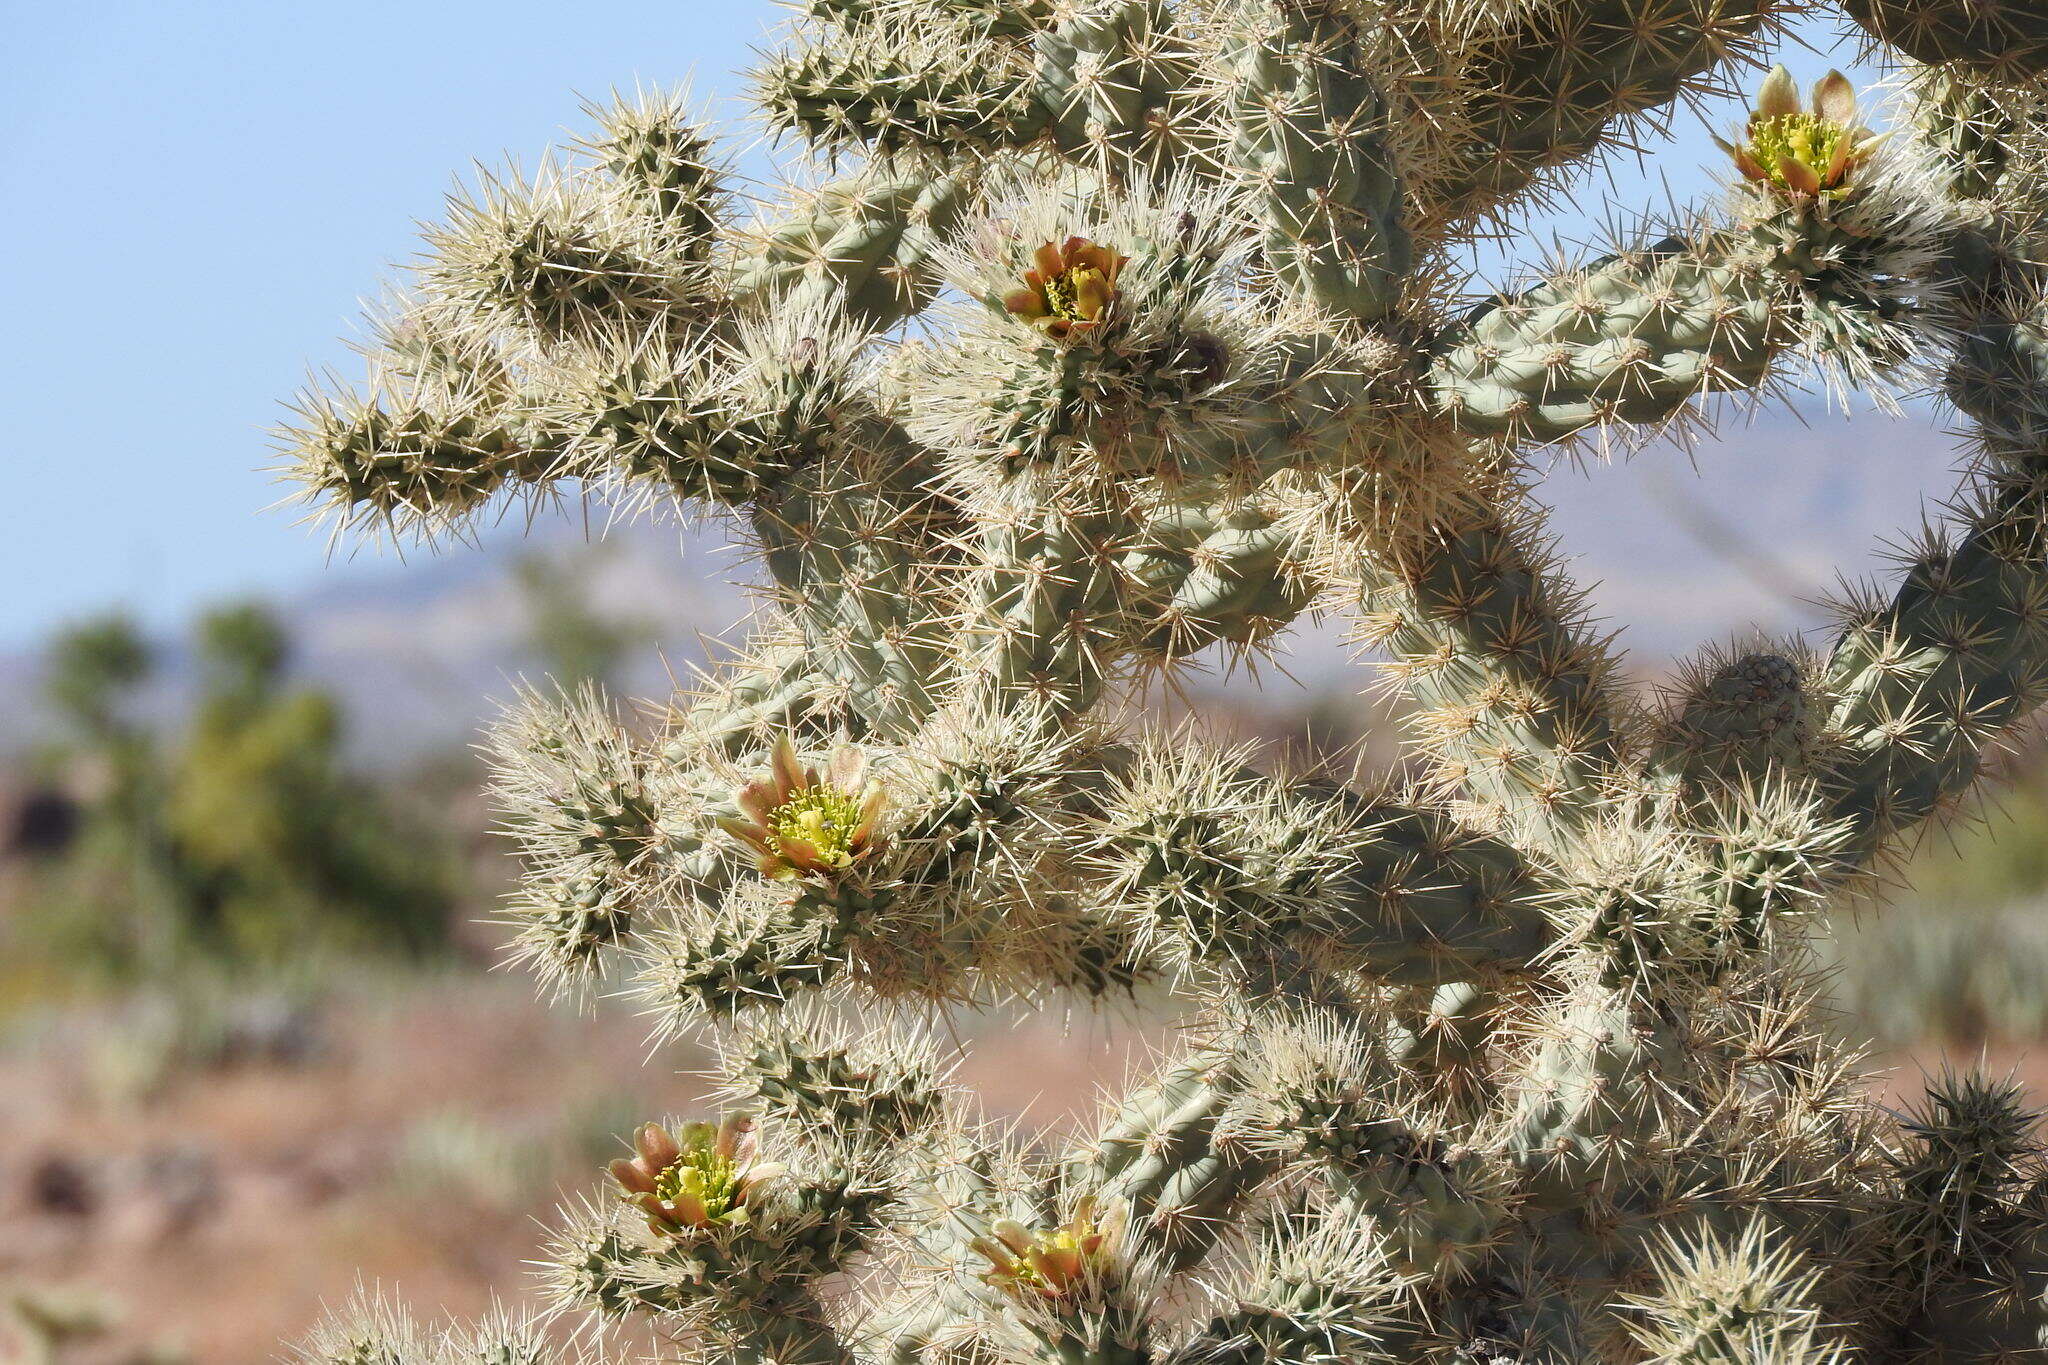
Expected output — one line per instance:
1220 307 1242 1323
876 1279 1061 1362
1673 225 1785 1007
771 735 806 794
1029 1245 1081 1288
1779 157 1822 197
1813 70 1857 124
636 1123 681 1171
737 780 782 824
715 1112 753 1160
1825 139 1854 184
1733 148 1768 182
669 1191 709 1227
778 834 829 870
851 784 887 842
826 745 866 790
1004 288 1047 319
610 1157 656 1195
743 1161 787 1192
1074 273 1112 320
1756 65 1799 120
1034 242 1066 279
993 1219 1034 1255
718 815 773 854
1069 242 1113 277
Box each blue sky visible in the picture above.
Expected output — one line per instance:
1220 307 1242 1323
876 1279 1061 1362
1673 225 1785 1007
0 1 766 648
0 4 1881 650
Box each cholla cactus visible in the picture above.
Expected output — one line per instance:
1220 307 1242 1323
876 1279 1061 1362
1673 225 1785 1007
279 2 2048 1360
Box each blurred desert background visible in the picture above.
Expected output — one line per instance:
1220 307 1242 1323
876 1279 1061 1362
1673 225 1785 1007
12 406 2048 1362
6 5 2045 1362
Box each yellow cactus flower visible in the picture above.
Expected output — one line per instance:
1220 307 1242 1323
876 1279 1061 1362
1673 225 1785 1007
719 736 885 881
1719 66 1887 201
1003 237 1130 341
607 1115 786 1237
971 1198 1124 1300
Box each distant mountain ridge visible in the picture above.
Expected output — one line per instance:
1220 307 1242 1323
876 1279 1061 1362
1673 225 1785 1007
0 399 1968 765
0 516 752 766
